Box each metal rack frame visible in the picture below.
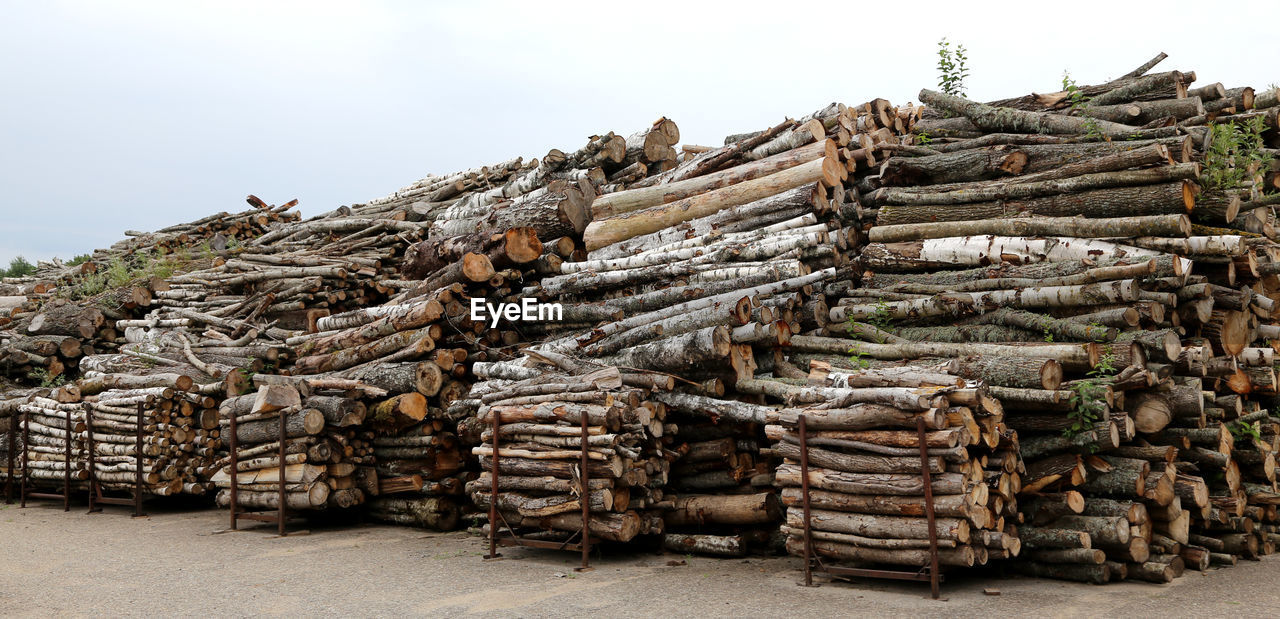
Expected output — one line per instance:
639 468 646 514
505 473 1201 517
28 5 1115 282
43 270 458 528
19 407 73 511
484 410 593 572
4 413 16 504
227 406 291 536
797 414 943 599
85 402 147 517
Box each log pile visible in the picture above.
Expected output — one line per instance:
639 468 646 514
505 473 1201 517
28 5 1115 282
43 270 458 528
3 47 1279 588
765 368 1018 569
462 359 658 544
815 54 1279 583
211 383 375 512
3 378 222 497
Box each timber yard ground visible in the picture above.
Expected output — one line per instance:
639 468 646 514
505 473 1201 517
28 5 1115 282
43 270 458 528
2 502 1278 618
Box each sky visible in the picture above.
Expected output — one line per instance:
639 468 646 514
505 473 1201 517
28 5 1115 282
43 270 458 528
1 0 1277 264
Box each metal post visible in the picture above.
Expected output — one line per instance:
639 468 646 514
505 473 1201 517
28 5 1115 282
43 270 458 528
799 415 814 587
578 412 590 571
228 406 239 530
486 409 500 559
86 405 98 513
134 402 145 517
19 412 29 508
62 407 71 512
917 416 941 600
5 412 15 504
278 408 287 537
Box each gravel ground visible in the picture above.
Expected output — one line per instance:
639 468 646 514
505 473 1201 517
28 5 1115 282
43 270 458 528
2 500 1279 618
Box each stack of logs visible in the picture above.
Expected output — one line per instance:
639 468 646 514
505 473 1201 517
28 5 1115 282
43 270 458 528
807 54 1280 582
9 377 222 497
764 367 1018 569
464 360 658 544
212 384 374 512
5 47 1280 588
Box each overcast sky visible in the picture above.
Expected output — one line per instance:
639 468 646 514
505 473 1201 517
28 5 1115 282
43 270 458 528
1 0 1276 264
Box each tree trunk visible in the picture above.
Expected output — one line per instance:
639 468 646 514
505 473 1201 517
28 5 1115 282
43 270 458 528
786 507 970 542
868 214 1190 243
591 139 831 218
920 88 1140 136
877 181 1196 225
870 164 1198 207
583 159 835 250
878 147 1028 186
225 409 325 443
664 492 782 526
662 533 746 557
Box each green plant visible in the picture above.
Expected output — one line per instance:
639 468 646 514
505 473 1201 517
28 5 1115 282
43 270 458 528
66 254 92 266
867 299 894 333
1 256 35 278
1063 347 1118 441
847 299 895 344
1201 116 1274 191
916 131 933 145
848 344 873 370
66 270 107 300
1228 419 1262 443
27 368 67 389
108 257 136 288
936 38 969 97
1062 72 1104 140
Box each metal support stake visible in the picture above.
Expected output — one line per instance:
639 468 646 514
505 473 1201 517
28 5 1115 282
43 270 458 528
228 405 239 530
485 409 500 559
62 407 71 512
19 412 29 508
576 412 591 572
278 407 287 537
87 405 99 513
917 415 941 600
799 414 815 587
134 402 145 517
5 412 15 504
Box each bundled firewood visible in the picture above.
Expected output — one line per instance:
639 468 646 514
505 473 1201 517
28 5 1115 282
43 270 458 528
2 378 222 497
757 367 1017 569
365 378 468 531
211 384 373 511
463 358 658 543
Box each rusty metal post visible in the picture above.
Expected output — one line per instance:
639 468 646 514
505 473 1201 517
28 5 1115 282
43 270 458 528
278 407 287 537
799 414 814 587
86 405 98 513
134 402 145 517
917 415 941 600
5 412 15 504
486 408 500 559
577 412 591 571
62 407 71 512
19 412 29 508
228 404 239 530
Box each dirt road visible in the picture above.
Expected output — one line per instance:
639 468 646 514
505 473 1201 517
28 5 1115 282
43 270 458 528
2 501 1278 617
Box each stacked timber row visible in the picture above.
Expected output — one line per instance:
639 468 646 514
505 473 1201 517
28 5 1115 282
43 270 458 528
812 53 1280 583
762 367 1018 569
5 378 222 497
212 384 375 511
505 99 913 552
462 357 663 544
365 372 468 532
660 412 781 558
